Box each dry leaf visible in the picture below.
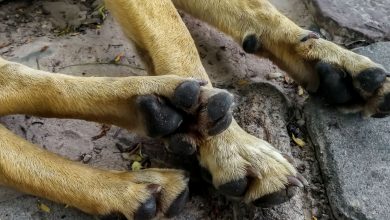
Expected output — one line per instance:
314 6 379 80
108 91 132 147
97 5 107 20
131 161 142 171
298 86 304 96
40 45 49 53
38 203 51 213
292 134 306 147
237 79 249 86
284 75 294 84
312 216 318 220
91 124 111 141
114 52 125 64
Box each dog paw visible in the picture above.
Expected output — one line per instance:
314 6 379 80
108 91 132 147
198 122 306 206
314 60 390 118
98 169 189 220
136 79 234 155
296 34 390 118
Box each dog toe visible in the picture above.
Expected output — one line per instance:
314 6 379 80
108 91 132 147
136 95 183 138
165 187 190 218
166 133 197 155
218 177 248 197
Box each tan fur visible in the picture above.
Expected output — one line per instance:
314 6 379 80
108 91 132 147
0 0 387 218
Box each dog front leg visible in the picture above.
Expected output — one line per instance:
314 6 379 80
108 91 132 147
172 0 390 117
0 57 233 140
0 124 189 219
106 0 304 206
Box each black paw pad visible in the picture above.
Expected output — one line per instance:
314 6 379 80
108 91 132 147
379 93 390 112
242 34 261 54
134 197 157 220
200 167 213 184
207 92 233 122
218 178 248 197
173 81 201 110
252 189 290 208
100 213 127 220
165 187 190 218
356 68 386 93
208 113 233 136
372 113 389 118
167 134 197 155
137 95 183 138
315 62 359 104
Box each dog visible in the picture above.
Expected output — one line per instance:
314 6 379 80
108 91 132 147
0 0 389 219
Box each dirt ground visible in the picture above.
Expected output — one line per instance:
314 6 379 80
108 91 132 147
0 0 333 219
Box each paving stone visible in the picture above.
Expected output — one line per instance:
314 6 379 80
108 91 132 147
305 42 390 220
353 42 390 68
305 0 390 42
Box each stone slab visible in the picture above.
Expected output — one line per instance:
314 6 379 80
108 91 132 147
353 42 390 69
305 0 390 42
305 42 390 220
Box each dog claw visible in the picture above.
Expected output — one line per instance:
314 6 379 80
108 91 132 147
296 173 308 186
252 190 289 208
282 153 295 164
287 176 304 188
165 187 190 218
301 32 320 42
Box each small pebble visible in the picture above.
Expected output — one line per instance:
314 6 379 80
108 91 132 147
266 72 284 80
93 147 102 154
297 119 305 126
82 154 92 163
312 207 319 216
121 153 131 160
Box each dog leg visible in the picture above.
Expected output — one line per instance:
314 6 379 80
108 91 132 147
0 54 234 218
106 0 304 206
0 57 233 141
172 0 390 117
0 123 189 219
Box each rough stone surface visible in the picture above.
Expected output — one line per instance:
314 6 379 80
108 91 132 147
305 0 390 42
305 42 390 220
353 42 390 69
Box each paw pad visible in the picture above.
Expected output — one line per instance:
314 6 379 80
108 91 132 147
355 68 386 93
166 133 197 155
315 62 359 104
218 178 248 197
379 93 390 112
242 34 261 54
134 197 157 220
136 95 183 138
172 80 202 110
